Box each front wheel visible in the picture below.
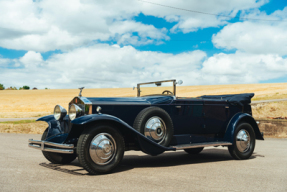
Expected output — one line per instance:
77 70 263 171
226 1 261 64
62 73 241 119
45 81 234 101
228 123 256 160
77 124 125 174
41 128 77 164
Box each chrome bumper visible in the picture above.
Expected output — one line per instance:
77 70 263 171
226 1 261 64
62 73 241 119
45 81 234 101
28 139 74 154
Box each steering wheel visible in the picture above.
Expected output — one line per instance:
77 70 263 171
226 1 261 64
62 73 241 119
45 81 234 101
162 90 173 95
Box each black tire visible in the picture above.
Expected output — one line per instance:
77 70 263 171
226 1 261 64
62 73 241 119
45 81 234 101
184 147 204 154
228 122 256 160
77 124 125 174
41 128 77 164
133 107 174 147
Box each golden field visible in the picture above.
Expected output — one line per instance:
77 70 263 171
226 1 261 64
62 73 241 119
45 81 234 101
0 83 287 135
1 82 287 118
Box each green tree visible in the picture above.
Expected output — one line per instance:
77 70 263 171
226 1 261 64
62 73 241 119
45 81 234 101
0 83 5 90
23 85 30 90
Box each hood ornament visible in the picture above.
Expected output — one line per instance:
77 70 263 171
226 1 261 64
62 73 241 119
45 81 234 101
78 87 84 97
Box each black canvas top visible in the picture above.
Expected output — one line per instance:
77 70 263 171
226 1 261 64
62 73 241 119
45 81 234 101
199 93 254 106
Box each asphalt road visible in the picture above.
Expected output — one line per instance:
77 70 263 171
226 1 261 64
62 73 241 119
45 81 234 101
0 134 286 192
0 117 38 122
251 98 287 104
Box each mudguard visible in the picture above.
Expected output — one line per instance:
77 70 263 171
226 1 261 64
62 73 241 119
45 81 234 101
224 113 264 143
37 115 55 123
37 115 69 143
71 114 176 155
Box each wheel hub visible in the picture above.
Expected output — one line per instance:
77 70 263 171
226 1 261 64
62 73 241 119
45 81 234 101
144 116 166 144
89 133 116 165
236 129 251 153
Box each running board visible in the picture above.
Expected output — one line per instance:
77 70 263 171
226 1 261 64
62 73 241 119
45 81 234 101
171 142 232 150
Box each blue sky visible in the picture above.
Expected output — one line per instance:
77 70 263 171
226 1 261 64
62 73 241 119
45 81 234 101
0 0 287 89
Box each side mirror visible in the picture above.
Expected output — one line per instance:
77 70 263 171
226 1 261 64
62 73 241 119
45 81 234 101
177 80 183 85
133 87 135 90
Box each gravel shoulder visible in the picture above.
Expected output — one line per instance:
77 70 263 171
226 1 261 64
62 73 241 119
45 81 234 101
0 133 286 192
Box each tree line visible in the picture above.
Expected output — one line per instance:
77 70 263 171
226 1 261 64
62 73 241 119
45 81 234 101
0 84 31 90
0 84 50 90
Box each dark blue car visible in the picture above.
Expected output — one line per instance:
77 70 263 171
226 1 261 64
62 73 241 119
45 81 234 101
29 79 263 174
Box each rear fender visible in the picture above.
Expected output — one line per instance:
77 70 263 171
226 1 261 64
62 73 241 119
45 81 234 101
224 113 264 143
71 114 175 155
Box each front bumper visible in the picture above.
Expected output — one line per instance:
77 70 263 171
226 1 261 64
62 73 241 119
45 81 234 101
28 139 75 154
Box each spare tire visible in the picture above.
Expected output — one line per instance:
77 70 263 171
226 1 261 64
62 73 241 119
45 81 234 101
133 107 174 147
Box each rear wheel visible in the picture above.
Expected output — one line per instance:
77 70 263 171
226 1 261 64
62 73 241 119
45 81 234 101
228 123 255 160
184 147 204 154
77 124 125 174
41 128 77 164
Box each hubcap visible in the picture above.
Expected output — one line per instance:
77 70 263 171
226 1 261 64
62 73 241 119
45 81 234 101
145 116 166 144
89 133 116 165
236 129 251 153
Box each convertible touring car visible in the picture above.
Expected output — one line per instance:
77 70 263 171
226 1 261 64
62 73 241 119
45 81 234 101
29 79 263 174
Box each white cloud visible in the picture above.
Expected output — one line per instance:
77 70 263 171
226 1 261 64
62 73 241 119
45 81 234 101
0 0 169 52
0 44 206 88
201 51 287 84
0 0 268 52
1 0 286 89
0 58 11 68
19 51 44 68
1 45 287 89
212 7 287 56
143 0 267 33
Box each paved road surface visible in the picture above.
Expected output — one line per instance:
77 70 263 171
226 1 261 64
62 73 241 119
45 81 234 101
251 98 287 104
0 133 286 192
0 117 38 122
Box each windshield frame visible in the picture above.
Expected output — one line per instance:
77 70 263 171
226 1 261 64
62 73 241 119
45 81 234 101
136 79 176 97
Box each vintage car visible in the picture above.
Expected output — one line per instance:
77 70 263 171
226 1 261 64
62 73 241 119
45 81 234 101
29 79 264 174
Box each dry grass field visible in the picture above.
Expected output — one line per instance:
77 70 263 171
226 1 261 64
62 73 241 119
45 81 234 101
0 83 287 134
0 120 46 134
1 82 287 118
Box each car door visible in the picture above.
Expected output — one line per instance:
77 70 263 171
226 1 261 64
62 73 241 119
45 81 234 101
203 100 230 134
170 98 204 135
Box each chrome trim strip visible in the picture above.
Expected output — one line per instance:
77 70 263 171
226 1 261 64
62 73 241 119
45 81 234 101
172 142 232 150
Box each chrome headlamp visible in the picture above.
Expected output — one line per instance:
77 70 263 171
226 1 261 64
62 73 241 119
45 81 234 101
69 104 83 120
54 105 67 121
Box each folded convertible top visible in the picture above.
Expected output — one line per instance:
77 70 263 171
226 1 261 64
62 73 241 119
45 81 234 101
199 93 254 106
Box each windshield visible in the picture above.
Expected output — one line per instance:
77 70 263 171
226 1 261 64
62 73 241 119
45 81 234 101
137 80 175 97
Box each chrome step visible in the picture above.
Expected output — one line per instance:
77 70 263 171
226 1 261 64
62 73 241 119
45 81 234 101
172 142 232 150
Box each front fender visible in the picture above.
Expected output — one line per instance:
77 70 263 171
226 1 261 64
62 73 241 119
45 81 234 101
224 113 264 143
37 115 69 143
71 114 175 155
36 115 55 123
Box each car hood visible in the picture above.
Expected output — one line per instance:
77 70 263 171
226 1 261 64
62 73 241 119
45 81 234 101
86 96 174 105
